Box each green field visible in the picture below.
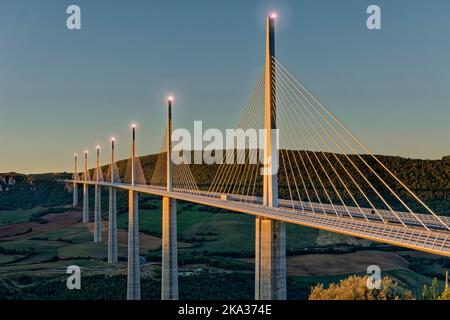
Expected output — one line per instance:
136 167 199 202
117 202 319 255
0 202 448 300
0 207 44 226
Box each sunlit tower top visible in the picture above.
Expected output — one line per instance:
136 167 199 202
263 14 278 208
111 138 116 183
73 153 78 181
131 124 137 187
96 146 101 183
166 96 174 192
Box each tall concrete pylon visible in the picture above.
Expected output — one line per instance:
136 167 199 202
161 96 179 300
255 14 287 300
83 151 89 224
108 138 118 264
73 154 78 207
127 124 141 300
94 146 102 243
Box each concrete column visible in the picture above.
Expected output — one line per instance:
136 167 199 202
73 182 78 207
255 217 286 300
127 189 140 300
82 151 89 224
127 124 141 300
161 96 179 300
83 184 89 223
94 146 102 243
94 184 102 243
255 15 286 300
162 197 178 300
108 187 118 264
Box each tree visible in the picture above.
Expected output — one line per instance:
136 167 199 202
422 278 440 300
309 275 414 300
422 275 450 300
440 287 450 300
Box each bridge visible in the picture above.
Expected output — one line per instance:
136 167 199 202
65 15 450 300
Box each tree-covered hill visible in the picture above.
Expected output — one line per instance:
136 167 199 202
0 172 71 210
0 152 448 215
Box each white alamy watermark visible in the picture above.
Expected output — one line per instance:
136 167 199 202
66 265 81 290
366 5 381 30
66 5 81 30
366 265 381 289
172 121 279 175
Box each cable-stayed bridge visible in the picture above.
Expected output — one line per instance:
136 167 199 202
65 15 450 300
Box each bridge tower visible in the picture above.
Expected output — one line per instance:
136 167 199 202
127 124 141 300
108 138 118 264
94 146 102 243
82 151 89 224
73 154 78 207
255 14 287 300
161 96 179 300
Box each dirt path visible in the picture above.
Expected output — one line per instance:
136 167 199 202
285 250 409 276
0 211 81 240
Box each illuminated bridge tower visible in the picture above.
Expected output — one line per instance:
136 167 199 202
73 154 79 207
82 151 89 224
108 138 118 264
127 124 141 300
94 146 102 243
255 14 287 300
161 97 179 300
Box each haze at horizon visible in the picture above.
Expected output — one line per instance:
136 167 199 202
1 0 449 174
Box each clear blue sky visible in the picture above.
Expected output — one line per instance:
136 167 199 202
1 0 449 173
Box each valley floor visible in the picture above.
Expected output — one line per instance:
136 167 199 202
0 200 448 299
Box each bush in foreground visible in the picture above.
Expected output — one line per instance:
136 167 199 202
309 275 414 300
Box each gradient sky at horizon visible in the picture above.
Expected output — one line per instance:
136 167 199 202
1 0 449 174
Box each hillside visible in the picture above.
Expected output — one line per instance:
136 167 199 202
106 151 450 215
0 153 448 300
0 152 449 214
0 173 71 210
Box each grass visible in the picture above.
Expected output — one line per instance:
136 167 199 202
0 239 64 265
117 202 212 235
0 202 447 300
0 207 43 226
289 273 355 288
385 269 443 298
177 206 319 254
115 203 324 255
42 225 89 242
58 243 109 259
0 253 24 265
117 207 162 235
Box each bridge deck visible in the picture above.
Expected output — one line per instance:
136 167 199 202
68 180 450 258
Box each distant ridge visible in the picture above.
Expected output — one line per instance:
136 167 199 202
0 152 449 214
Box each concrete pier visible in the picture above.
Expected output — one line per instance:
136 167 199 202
255 15 286 300
73 183 78 207
94 184 102 243
127 189 140 300
108 187 118 264
161 196 178 300
82 184 89 223
255 217 286 300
